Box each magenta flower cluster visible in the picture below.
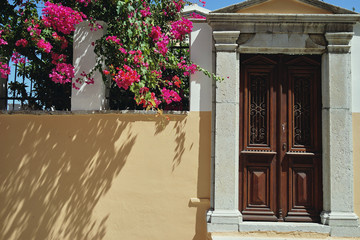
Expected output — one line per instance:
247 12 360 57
171 17 193 40
76 0 94 7
26 20 42 36
178 59 198 76
106 36 122 45
11 52 26 64
140 5 151 18
15 39 28 47
113 65 141 90
0 62 10 79
161 88 181 104
49 63 75 84
42 2 86 35
2 0 211 109
37 39 53 53
150 26 169 56
0 30 8 46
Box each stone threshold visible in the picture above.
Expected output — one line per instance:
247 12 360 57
239 222 331 234
209 222 360 239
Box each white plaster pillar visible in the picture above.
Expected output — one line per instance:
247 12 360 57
352 23 360 113
321 32 360 235
207 31 241 232
190 21 213 112
72 21 108 111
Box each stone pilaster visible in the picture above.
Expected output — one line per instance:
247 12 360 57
321 32 360 237
207 31 242 232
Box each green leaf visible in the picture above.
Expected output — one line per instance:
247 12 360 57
116 1 124 15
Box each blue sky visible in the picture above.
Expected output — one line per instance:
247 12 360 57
204 0 360 12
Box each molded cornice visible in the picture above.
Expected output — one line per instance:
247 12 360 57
207 13 360 24
212 0 357 14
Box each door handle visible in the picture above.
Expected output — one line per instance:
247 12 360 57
282 143 287 151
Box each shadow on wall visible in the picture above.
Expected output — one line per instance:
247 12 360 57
0 115 136 240
0 113 209 240
193 112 211 240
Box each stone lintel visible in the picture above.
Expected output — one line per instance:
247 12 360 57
238 46 325 54
326 32 354 53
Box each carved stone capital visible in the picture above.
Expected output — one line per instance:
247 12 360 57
325 32 354 53
213 31 240 51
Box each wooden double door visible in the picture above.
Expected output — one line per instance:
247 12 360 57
239 54 322 222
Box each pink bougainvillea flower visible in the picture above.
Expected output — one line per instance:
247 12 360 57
140 7 151 17
15 39 28 47
37 39 53 53
199 0 206 7
155 35 169 56
172 75 182 88
113 65 140 90
11 52 26 64
52 32 68 49
0 38 8 45
184 63 197 76
178 60 198 76
52 32 61 40
150 92 161 108
0 62 10 78
119 48 127 54
161 88 181 104
51 53 67 65
49 63 75 84
189 12 206 19
174 0 185 12
170 17 193 40
151 70 162 79
149 26 169 56
149 26 162 41
26 20 42 36
76 0 92 7
106 35 122 45
42 1 86 35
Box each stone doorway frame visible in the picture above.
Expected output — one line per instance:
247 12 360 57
206 13 360 237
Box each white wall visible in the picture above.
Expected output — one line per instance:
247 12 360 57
352 23 360 113
190 21 213 112
72 21 107 111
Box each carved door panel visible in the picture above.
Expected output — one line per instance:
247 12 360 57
239 55 322 222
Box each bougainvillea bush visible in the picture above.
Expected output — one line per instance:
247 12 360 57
0 0 217 110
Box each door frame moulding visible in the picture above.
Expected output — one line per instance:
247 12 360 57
207 13 360 237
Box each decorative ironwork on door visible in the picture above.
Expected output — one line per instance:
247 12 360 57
249 73 269 145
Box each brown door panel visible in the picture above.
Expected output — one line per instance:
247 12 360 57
240 154 277 221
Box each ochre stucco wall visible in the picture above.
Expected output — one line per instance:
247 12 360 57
236 0 332 14
1 112 359 240
0 112 211 240
354 113 360 218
